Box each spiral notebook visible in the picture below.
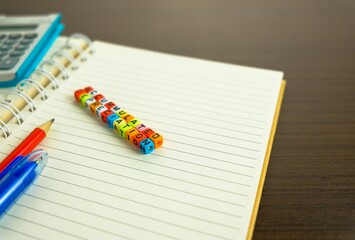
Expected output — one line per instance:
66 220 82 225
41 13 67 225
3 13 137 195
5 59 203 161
0 34 285 240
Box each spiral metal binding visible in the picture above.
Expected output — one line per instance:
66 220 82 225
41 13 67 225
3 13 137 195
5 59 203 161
0 33 92 138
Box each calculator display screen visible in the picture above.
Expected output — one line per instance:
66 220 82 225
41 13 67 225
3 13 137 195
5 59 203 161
0 25 38 31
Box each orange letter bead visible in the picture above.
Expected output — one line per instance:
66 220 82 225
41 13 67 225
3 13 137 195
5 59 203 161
74 89 86 101
122 114 134 123
132 133 147 148
113 119 126 133
90 101 102 114
126 128 140 142
149 133 164 149
118 123 132 138
142 128 155 138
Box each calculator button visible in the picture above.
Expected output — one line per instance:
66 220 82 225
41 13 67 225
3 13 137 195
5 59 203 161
4 40 17 45
0 45 11 51
24 33 38 39
0 51 8 57
20 39 33 45
9 33 22 39
15 45 28 51
0 34 6 39
0 57 20 70
10 51 25 57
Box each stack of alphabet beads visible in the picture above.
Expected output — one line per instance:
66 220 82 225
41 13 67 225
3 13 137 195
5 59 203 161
74 86 163 154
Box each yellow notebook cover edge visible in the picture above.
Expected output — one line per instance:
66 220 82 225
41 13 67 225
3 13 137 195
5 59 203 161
246 80 286 240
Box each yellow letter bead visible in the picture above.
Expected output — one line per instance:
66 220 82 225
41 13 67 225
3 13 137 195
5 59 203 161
117 109 127 117
125 128 140 142
90 101 102 114
95 105 108 118
118 123 132 138
79 93 92 106
128 118 141 128
149 133 164 149
140 138 155 154
85 97 96 108
122 114 134 123
113 118 126 133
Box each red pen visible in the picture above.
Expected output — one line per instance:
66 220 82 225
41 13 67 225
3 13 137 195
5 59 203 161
0 119 54 173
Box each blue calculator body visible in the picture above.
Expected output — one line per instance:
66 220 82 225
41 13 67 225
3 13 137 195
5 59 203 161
0 14 64 87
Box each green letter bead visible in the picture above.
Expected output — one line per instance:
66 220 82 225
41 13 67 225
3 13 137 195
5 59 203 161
79 93 92 106
119 123 132 138
128 118 141 128
113 118 126 133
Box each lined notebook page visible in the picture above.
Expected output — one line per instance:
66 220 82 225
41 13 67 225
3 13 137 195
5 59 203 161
0 40 283 240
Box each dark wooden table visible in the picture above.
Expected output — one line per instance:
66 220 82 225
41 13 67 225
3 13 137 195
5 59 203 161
2 1 355 239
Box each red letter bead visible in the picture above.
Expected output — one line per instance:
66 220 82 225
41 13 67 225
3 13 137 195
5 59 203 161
93 94 104 101
136 124 147 133
105 102 116 110
84 86 94 93
90 101 102 114
142 128 155 138
149 133 163 149
101 110 115 123
74 89 86 101
132 133 147 148
126 128 140 142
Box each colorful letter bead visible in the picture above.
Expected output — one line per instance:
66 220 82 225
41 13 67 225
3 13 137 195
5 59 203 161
105 102 116 110
99 98 111 105
126 128 140 142
136 124 147 133
128 118 141 128
117 109 127 117
74 87 163 154
140 138 155 154
90 101 102 114
74 89 86 101
149 133 163 149
122 114 134 123
142 128 155 138
107 114 120 128
96 105 108 117
113 118 126 133
93 94 104 101
79 93 92 106
111 105 121 112
118 123 132 138
132 133 147 148
101 110 115 123
84 86 94 93
85 97 96 107
89 90 99 97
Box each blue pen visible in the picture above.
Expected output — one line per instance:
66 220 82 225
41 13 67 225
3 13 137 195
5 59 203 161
0 149 48 218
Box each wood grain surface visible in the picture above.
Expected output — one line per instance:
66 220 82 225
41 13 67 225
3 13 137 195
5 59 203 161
2 1 354 239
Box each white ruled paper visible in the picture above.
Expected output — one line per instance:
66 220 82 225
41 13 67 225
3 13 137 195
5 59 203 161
0 38 283 240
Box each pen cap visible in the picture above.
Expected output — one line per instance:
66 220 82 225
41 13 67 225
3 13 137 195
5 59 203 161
26 149 48 176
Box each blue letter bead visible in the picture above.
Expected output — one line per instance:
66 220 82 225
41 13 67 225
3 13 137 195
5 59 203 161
140 138 155 154
107 113 120 128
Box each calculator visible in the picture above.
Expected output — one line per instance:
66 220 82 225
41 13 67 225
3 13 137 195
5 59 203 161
0 14 64 87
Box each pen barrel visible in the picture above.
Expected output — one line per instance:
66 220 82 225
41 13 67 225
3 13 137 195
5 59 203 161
0 128 45 172
0 162 37 216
